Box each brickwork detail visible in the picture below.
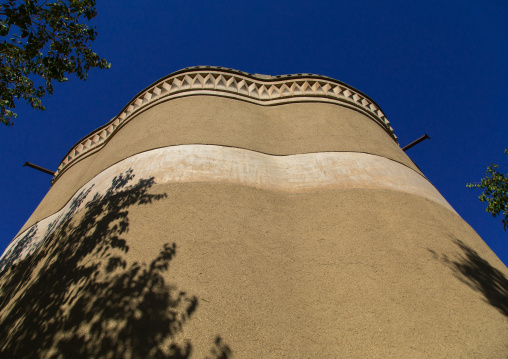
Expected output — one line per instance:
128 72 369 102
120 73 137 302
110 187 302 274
53 67 395 180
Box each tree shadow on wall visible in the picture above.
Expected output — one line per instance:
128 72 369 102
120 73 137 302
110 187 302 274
0 169 232 358
430 238 508 318
0 183 95 273
0 222 39 273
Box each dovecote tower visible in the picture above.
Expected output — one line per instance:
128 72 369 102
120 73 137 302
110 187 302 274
1 67 507 358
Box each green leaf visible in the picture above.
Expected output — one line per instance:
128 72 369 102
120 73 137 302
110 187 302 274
0 0 109 126
467 150 508 231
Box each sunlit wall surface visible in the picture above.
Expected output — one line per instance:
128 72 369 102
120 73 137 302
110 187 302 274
1 67 507 358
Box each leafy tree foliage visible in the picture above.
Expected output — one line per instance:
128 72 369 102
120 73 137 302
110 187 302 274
0 0 109 126
467 150 508 231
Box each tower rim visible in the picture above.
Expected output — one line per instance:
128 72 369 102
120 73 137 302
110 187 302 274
52 66 396 183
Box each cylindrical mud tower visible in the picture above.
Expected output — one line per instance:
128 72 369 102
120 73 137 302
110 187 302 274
1 67 507 358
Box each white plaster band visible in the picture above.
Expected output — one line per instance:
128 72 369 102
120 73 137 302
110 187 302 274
1 145 453 270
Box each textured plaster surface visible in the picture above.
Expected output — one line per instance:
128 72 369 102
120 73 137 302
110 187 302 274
102 183 508 357
19 96 419 234
4 181 507 357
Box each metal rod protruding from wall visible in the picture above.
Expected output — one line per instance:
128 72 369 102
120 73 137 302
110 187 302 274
402 134 430 152
23 162 55 176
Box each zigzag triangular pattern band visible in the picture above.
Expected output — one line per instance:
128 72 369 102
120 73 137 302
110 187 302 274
53 67 395 182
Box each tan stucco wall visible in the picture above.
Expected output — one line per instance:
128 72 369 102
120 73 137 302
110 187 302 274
3 75 508 358
19 96 419 234
116 183 508 358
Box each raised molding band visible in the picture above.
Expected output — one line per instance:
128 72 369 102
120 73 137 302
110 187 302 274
2 145 453 272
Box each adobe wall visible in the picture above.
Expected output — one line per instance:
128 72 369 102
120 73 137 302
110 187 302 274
1 67 506 358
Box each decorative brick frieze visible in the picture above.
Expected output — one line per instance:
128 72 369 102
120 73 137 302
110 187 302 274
53 67 395 182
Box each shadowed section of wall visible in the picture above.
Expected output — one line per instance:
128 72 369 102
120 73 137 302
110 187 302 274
18 96 419 235
0 171 231 359
92 182 507 358
431 239 508 318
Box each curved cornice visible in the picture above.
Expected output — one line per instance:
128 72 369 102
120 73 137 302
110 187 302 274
52 66 396 183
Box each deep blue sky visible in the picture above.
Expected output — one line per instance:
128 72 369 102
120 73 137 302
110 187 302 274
1 1 507 266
